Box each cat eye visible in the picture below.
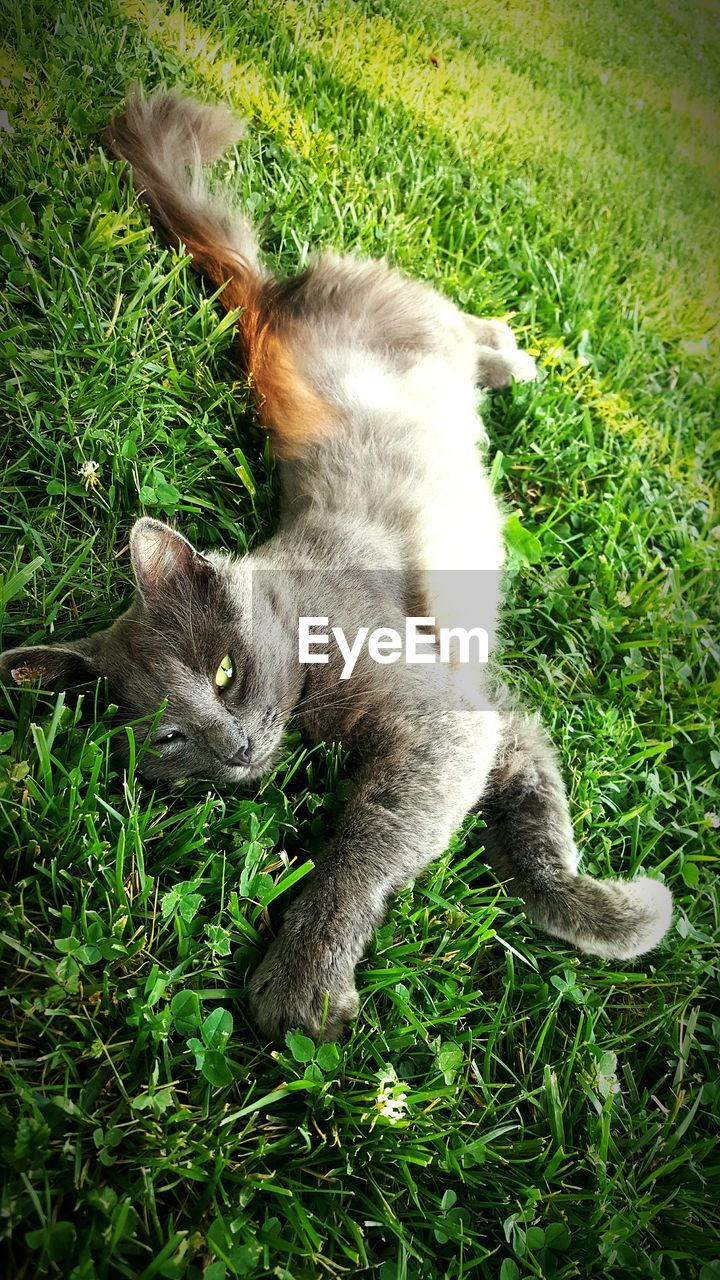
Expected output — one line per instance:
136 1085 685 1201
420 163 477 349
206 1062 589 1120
214 653 234 691
153 729 186 746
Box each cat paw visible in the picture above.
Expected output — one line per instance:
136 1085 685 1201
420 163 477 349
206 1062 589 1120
248 939 359 1042
476 345 537 390
506 348 538 383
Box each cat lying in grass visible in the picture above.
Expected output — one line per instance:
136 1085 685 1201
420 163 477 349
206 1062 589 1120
0 89 672 1041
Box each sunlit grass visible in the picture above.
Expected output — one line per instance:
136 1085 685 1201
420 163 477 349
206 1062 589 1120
439 0 720 164
125 0 720 356
123 0 719 447
124 0 338 162
265 0 720 345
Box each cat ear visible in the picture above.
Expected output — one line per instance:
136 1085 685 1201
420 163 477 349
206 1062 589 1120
130 518 214 600
0 639 100 688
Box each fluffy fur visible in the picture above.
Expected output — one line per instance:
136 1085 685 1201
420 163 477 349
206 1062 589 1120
0 88 672 1039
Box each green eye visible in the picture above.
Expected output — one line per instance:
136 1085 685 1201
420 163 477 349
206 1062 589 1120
214 653 234 690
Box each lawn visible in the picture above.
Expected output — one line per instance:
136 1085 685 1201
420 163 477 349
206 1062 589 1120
0 1 719 1277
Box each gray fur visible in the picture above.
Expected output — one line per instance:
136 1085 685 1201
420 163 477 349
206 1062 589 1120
0 89 672 1040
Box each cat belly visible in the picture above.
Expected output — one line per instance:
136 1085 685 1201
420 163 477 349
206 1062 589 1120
338 352 504 573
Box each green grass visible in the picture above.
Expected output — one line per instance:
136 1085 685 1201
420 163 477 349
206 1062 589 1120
1 0 719 1276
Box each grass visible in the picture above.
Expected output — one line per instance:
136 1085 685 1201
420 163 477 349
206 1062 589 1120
0 0 718 1276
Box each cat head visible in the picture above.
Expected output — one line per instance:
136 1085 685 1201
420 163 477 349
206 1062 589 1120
0 519 303 784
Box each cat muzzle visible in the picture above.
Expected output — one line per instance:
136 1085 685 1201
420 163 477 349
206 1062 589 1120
227 738 252 768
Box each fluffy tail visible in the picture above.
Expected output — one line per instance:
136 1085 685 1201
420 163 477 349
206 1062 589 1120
106 87 330 452
514 869 673 961
481 713 673 960
106 86 263 304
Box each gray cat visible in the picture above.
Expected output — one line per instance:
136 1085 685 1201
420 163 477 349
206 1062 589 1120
0 89 672 1040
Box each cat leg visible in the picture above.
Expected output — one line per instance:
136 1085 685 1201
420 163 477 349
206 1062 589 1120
480 712 673 959
463 314 537 389
474 345 537 389
464 315 519 351
248 704 501 1040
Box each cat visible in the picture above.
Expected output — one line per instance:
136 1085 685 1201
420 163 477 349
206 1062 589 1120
0 88 673 1041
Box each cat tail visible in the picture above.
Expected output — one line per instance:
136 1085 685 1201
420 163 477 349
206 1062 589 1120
481 713 673 960
106 86 263 302
106 87 331 452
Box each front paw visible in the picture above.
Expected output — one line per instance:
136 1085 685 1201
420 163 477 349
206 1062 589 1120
248 937 359 1042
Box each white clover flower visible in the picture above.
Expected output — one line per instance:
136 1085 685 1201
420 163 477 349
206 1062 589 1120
592 1051 621 1099
375 1067 409 1125
79 459 101 491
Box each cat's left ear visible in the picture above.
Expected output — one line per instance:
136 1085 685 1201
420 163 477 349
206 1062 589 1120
130 518 214 601
0 637 101 688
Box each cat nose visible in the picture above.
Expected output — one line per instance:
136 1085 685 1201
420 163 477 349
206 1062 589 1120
227 733 251 767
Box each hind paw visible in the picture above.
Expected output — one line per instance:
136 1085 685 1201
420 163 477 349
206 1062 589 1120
476 345 537 390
